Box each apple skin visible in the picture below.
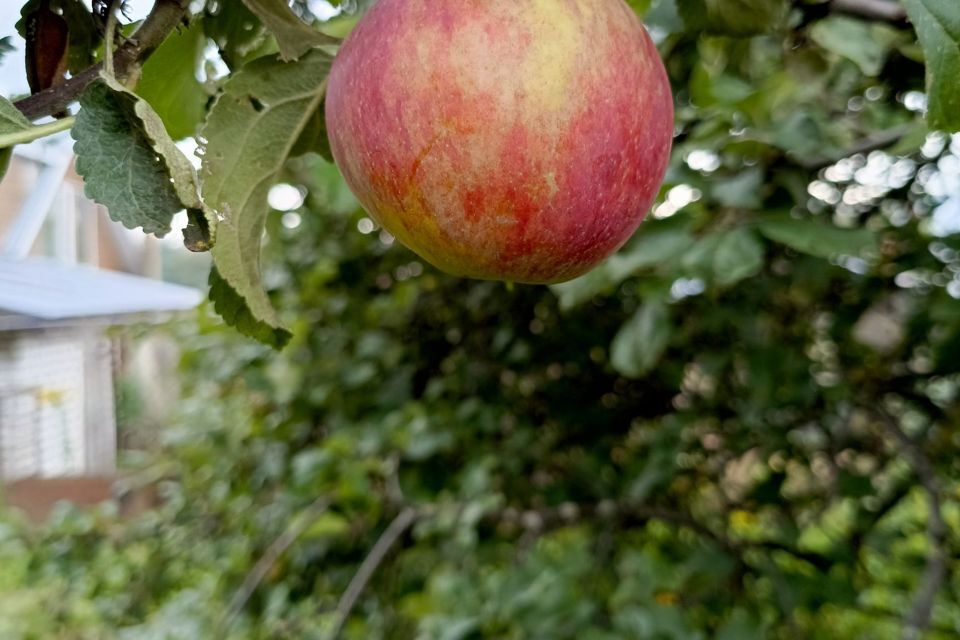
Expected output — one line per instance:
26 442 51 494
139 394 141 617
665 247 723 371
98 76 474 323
325 0 674 284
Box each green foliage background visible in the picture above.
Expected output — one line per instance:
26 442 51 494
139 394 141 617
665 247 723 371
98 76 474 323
3 0 960 638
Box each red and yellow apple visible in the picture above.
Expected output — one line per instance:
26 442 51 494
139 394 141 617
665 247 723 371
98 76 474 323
325 0 674 284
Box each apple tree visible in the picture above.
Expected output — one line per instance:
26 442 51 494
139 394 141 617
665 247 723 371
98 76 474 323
2 0 960 639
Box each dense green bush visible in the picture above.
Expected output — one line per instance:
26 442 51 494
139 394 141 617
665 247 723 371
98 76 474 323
2 0 960 638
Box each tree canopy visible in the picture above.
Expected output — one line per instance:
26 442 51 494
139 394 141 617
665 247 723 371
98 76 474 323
2 0 960 639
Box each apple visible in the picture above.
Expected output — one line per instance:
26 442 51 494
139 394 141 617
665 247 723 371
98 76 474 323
325 0 674 284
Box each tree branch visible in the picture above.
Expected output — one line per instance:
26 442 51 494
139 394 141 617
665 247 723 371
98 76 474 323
494 500 834 572
522 501 737 552
221 498 330 633
849 479 912 560
797 125 912 170
313 496 835 640
829 0 908 22
858 606 959 638
0 116 75 147
872 408 948 640
326 507 419 640
13 0 189 121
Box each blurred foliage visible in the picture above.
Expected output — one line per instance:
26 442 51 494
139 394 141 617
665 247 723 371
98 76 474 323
3 0 960 638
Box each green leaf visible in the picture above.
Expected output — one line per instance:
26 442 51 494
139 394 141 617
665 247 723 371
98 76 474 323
610 226 697 282
291 98 334 162
0 95 31 138
106 76 204 208
758 216 876 259
107 79 206 215
690 64 756 107
551 222 695 310
625 419 684 499
302 511 350 540
809 17 899 76
713 228 765 286
200 50 333 347
677 0 787 36
72 76 211 245
902 0 960 131
73 79 193 237
682 228 764 287
645 0 685 35
713 168 764 209
611 300 671 378
549 269 615 311
208 267 291 349
626 0 654 17
136 22 208 141
204 1 266 69
837 470 875 498
240 0 337 61
59 0 100 74
768 111 837 163
716 609 763 640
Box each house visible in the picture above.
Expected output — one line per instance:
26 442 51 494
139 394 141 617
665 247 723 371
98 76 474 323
0 257 200 481
0 134 204 519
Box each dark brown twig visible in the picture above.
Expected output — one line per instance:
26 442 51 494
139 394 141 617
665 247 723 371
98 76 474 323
872 408 948 640
849 480 912 560
221 498 330 633
490 499 835 572
14 0 189 120
797 125 913 170
326 507 419 640
858 605 958 637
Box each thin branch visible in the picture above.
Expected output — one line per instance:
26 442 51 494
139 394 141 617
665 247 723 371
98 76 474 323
0 116 75 148
494 500 834 571
14 0 189 121
797 125 912 170
220 498 330 633
313 496 835 640
872 408 948 640
829 0 908 22
858 606 959 638
849 479 912 560
326 507 419 640
575 502 735 552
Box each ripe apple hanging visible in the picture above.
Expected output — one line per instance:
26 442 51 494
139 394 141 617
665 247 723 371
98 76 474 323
326 0 674 284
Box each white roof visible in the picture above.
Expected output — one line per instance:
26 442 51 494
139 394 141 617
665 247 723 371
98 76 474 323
0 258 201 329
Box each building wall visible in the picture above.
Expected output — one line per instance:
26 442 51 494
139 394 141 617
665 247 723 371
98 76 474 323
84 330 116 474
0 153 137 272
0 157 40 238
0 327 116 480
